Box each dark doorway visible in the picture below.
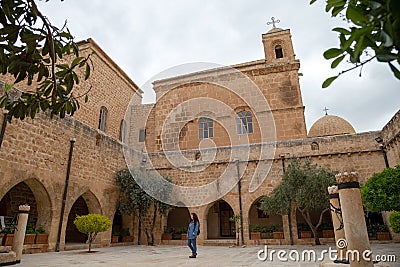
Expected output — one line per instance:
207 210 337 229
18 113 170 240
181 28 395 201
66 196 89 243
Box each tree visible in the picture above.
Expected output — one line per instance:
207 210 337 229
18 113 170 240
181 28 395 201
260 159 336 245
310 0 400 87
115 168 173 246
73 214 111 252
361 165 400 212
0 0 93 121
389 212 400 233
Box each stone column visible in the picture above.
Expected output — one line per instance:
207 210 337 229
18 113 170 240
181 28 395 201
327 185 347 262
12 204 30 263
336 172 373 267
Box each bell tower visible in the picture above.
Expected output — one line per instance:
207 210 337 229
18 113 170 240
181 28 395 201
262 17 296 63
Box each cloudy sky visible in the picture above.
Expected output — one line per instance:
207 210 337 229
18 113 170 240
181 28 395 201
38 0 399 133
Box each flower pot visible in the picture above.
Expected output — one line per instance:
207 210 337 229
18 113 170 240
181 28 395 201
24 234 36 245
376 231 390 240
5 234 14 246
121 236 134 243
300 231 312 238
161 233 172 240
273 232 284 239
322 229 334 238
181 233 187 240
111 236 119 243
35 234 49 244
250 232 261 240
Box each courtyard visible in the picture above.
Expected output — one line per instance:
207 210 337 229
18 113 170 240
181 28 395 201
17 244 400 267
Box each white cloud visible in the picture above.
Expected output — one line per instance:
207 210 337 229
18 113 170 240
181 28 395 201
37 0 400 133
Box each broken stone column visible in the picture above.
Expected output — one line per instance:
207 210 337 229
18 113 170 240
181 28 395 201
327 185 347 263
12 204 30 263
336 172 373 267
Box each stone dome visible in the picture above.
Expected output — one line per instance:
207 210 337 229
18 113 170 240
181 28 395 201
308 115 356 137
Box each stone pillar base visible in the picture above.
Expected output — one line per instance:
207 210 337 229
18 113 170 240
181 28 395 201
0 251 16 265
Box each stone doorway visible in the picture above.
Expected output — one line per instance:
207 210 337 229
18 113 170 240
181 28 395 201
65 196 88 243
0 179 51 233
207 200 235 239
166 207 190 239
248 198 283 239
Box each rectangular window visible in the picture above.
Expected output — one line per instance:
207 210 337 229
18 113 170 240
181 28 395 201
199 117 213 139
139 129 146 142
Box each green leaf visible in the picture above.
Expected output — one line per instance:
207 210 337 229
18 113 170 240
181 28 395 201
322 76 338 88
332 27 351 35
346 4 366 26
3 83 14 92
323 48 343 59
85 95 89 103
331 55 345 68
310 0 317 4
85 63 90 80
388 62 400 79
376 53 398 62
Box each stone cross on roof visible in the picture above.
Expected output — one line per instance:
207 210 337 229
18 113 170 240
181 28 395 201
323 107 329 115
267 17 280 29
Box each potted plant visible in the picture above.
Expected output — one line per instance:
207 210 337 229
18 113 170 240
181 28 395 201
3 227 15 246
24 224 36 245
250 225 261 240
111 230 120 243
121 228 134 243
298 223 312 238
161 227 173 240
375 224 390 240
272 225 284 239
174 227 188 240
35 225 49 244
321 222 334 238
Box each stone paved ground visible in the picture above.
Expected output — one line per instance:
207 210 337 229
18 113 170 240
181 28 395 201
19 244 400 267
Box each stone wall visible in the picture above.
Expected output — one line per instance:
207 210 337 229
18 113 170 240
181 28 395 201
0 111 129 250
381 110 400 167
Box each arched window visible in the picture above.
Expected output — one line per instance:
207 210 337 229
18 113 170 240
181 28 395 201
311 142 319 151
198 117 213 139
119 119 126 142
275 45 283 59
98 106 108 132
236 111 253 134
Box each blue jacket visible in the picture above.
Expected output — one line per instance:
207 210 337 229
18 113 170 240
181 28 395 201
187 220 199 239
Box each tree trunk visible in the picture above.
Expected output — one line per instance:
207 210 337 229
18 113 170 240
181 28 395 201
298 207 329 246
88 232 97 253
149 203 158 246
138 211 142 245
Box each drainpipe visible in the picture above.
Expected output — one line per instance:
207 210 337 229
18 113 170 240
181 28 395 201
0 113 8 150
56 138 76 252
281 155 294 245
236 160 245 246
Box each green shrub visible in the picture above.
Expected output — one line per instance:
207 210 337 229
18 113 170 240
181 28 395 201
73 214 111 252
35 225 46 234
25 224 36 234
361 166 400 212
389 212 400 233
120 228 130 236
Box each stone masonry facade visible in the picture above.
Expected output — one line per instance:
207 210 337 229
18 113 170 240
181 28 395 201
0 26 399 253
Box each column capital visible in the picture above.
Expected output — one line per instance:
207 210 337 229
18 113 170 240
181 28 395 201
18 204 30 212
335 171 359 184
